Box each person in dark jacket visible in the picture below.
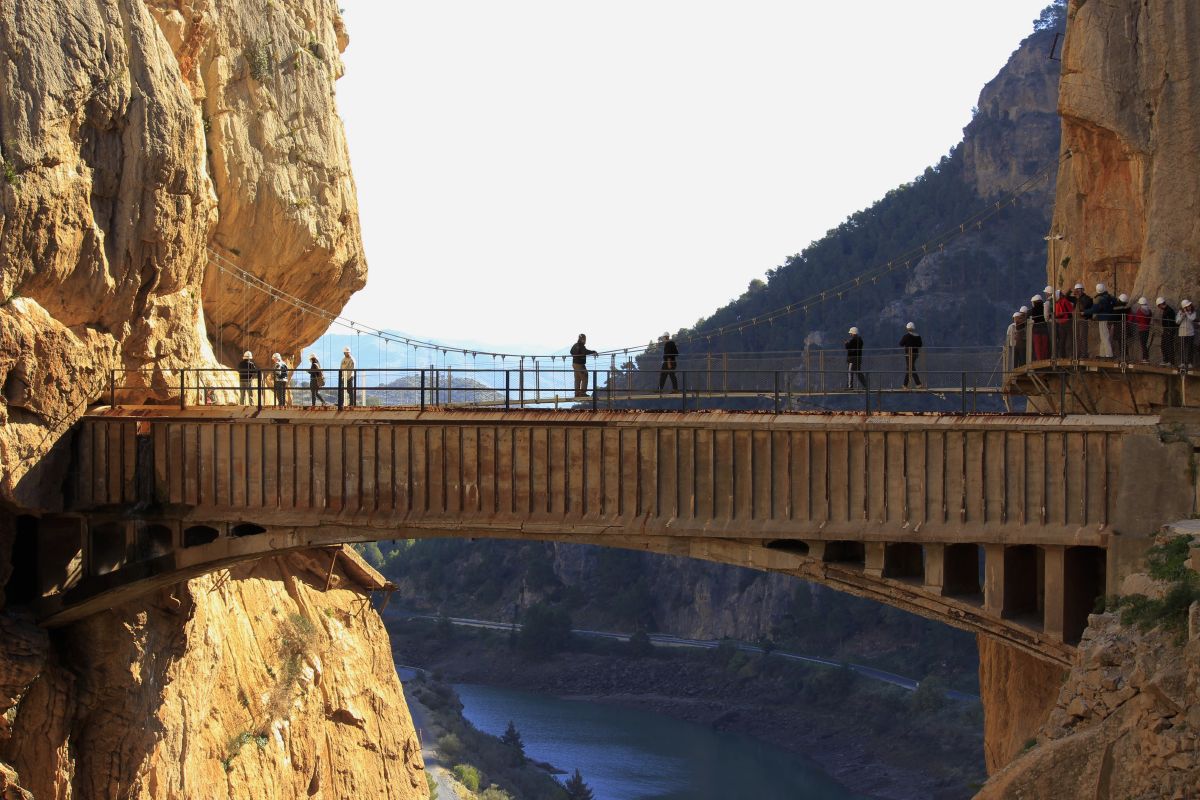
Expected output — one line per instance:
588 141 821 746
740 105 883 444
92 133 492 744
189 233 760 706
1157 297 1178 366
1084 283 1117 357
844 326 867 388
270 352 290 407
1113 293 1132 361
1029 294 1049 360
658 332 679 392
899 322 923 389
236 350 258 405
1071 283 1092 357
307 354 327 405
570 334 598 397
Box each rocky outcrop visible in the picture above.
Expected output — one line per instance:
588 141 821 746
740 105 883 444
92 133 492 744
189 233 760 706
1048 0 1200 300
976 635 1064 774
0 0 365 508
975 611 1200 798
1 547 425 799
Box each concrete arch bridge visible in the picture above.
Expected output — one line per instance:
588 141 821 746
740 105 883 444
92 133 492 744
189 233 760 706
17 406 1198 667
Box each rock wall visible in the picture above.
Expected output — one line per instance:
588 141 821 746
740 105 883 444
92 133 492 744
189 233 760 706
976 635 1065 774
1048 0 1200 299
0 0 364 507
975 611 1200 798
1 547 425 800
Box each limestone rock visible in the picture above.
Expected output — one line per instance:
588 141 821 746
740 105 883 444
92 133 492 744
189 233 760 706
0 549 425 800
976 635 1065 774
1047 0 1200 301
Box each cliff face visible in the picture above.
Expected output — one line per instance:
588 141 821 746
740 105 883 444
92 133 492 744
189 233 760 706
0 0 364 506
1048 0 1200 298
2 548 425 800
976 610 1200 798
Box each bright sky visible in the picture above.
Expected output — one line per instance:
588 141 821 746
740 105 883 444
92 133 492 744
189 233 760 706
336 0 1055 355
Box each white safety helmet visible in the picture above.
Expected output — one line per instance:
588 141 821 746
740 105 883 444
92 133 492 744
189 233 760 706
848 326 859 335
1096 282 1107 293
1157 297 1166 306
1012 312 1021 319
272 352 281 360
1074 283 1085 290
1184 299 1194 309
1020 305 1029 313
1043 285 1053 294
1118 293 1129 303
243 350 252 359
1030 294 1041 303
1139 297 1149 306
905 322 916 331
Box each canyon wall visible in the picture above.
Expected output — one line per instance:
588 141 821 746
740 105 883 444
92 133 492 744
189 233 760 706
0 1 419 796
2 547 426 799
1048 0 1200 299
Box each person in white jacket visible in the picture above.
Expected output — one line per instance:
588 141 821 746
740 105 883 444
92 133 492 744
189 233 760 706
339 347 357 407
1176 300 1196 369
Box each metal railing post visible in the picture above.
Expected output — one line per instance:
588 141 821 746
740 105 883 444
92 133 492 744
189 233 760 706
110 368 116 408
420 368 426 410
592 371 598 411
180 370 186 410
519 357 525 407
504 370 510 411
681 370 687 412
257 371 263 411
773 371 780 414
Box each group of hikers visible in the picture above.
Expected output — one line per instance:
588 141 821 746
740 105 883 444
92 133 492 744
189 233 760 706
234 347 360 407
570 331 680 396
1005 282 1200 369
842 323 925 390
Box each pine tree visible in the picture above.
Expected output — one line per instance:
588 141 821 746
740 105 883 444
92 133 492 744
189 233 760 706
500 720 524 756
563 769 594 800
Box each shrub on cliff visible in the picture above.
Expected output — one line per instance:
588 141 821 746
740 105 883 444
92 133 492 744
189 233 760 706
518 603 573 660
1106 535 1200 642
453 764 482 792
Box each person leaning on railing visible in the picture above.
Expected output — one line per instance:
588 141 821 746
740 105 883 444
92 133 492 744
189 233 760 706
1071 283 1092 357
1113 293 1132 361
1053 289 1074 358
1156 297 1178 366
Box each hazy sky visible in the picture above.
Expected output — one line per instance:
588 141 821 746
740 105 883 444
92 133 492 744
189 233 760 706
336 1 1055 355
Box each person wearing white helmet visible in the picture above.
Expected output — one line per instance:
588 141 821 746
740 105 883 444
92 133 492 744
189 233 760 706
1083 282 1116 357
1113 293 1132 361
1053 289 1074 358
844 326 866 389
1029 293 1049 361
270 352 290 407
1131 297 1152 362
658 332 680 393
236 349 259 405
339 346 358 408
899 322 923 389
1157 297 1178 365
1006 310 1027 370
1071 283 1092 358
1177 300 1197 370
307 353 328 405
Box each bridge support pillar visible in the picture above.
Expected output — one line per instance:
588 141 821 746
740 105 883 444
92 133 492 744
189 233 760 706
983 544 1004 616
864 542 885 578
1042 545 1066 642
923 543 945 595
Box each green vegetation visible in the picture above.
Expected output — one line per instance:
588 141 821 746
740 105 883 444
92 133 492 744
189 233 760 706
245 39 274 81
518 603 572 659
563 769 595 800
500 720 525 763
1105 536 1200 642
411 678 568 800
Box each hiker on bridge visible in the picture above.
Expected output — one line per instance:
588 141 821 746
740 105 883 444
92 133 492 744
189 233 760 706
1006 311 1026 369
270 353 290 407
658 332 679 393
1177 300 1196 370
844 326 867 389
1029 293 1048 360
1157 297 1178 366
570 334 598 397
1131 298 1152 363
899 322 923 389
1114 293 1132 361
1071 283 1092 357
307 354 328 405
339 347 357 408
1054 289 1074 358
1084 283 1116 357
236 350 258 405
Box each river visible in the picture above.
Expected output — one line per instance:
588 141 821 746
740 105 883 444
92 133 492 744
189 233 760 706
454 683 872 800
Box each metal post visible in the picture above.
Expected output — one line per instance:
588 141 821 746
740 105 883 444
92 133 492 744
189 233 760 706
179 370 186 410
257 371 263 411
592 371 598 411
681 370 687 412
110 368 116 408
519 357 525 407
773 371 780 414
504 370 510 411
420 368 426 411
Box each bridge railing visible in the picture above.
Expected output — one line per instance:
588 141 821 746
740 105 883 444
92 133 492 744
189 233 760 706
104 348 1033 414
1006 314 1197 371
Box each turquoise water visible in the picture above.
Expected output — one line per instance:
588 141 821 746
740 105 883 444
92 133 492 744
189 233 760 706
454 683 872 800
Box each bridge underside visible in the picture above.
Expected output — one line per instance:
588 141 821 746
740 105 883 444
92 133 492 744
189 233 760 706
22 406 1199 665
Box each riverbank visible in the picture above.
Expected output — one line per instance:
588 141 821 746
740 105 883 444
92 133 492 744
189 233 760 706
389 617 985 800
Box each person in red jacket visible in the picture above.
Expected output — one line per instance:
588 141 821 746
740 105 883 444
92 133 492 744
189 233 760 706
1054 289 1074 358
1131 297 1152 363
